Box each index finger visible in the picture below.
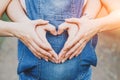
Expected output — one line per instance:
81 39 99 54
63 31 84 51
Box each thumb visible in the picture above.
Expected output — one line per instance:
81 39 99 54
44 24 57 36
32 19 49 26
58 23 68 35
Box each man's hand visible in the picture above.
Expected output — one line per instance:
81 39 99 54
58 16 101 63
10 19 58 63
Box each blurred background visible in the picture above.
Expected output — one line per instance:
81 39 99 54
0 7 120 80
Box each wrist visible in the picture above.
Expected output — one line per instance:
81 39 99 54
16 18 31 23
92 19 105 33
0 21 15 37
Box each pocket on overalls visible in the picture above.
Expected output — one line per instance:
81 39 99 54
17 40 39 77
79 41 97 67
19 64 40 80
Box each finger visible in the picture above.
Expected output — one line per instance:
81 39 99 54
28 44 42 59
19 37 41 59
36 27 58 60
36 27 48 45
58 34 83 62
58 26 78 62
65 18 80 24
64 24 78 46
58 49 67 60
32 19 49 26
58 23 68 35
44 24 57 36
19 34 55 62
69 40 87 59
49 50 59 61
65 38 85 57
63 32 84 51
32 32 51 51
27 41 48 60
60 39 85 63
28 41 57 63
29 39 53 58
61 54 69 63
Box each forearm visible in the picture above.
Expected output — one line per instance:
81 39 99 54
82 0 102 19
0 0 11 17
94 0 120 32
6 0 30 22
0 20 16 37
94 10 120 32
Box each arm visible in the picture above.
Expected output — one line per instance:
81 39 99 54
0 20 15 37
1 0 58 63
58 0 102 63
82 0 102 18
0 0 13 36
6 0 30 22
0 0 11 17
94 0 120 32
60 0 120 62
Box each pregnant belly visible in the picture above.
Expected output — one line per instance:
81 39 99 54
18 40 94 80
39 54 89 80
18 28 96 80
46 31 68 54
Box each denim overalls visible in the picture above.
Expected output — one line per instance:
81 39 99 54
18 0 97 80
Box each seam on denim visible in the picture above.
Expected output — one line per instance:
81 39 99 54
38 0 42 19
71 0 76 17
37 60 41 80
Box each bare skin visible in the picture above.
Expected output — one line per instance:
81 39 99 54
58 0 101 63
6 0 102 63
1 0 120 64
0 0 58 63
58 0 120 63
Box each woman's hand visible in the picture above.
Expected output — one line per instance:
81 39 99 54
58 16 101 63
10 19 58 63
57 22 79 63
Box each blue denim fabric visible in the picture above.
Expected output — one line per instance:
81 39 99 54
18 0 97 80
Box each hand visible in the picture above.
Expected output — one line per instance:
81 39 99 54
36 24 59 63
58 16 101 63
10 19 58 63
57 22 79 63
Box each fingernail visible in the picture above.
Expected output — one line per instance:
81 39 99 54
46 21 49 23
54 32 58 35
58 60 61 64
75 55 78 57
56 61 59 64
76 53 80 57
45 59 48 62
69 57 71 60
62 60 65 63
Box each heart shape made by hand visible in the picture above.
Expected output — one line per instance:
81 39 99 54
36 22 78 63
